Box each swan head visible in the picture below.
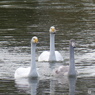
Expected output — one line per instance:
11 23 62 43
49 26 56 33
70 39 76 48
31 36 38 43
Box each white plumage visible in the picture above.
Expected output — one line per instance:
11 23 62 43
14 36 39 79
38 26 63 62
14 67 30 79
38 51 63 61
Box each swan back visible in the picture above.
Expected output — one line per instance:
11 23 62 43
38 51 50 61
14 67 30 79
55 51 63 61
38 51 63 62
54 66 69 77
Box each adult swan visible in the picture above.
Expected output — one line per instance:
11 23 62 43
14 36 39 79
38 26 63 62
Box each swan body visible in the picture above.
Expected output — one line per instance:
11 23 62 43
14 36 39 79
38 26 63 62
54 39 76 77
38 51 63 61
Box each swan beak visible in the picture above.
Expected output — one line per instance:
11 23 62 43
50 28 56 34
51 28 55 32
35 38 39 43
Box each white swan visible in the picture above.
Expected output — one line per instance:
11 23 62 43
54 39 76 77
38 26 63 62
14 36 39 79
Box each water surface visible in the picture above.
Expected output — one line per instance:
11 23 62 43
0 0 95 95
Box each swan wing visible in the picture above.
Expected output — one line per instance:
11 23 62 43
54 66 69 77
38 51 50 61
55 51 63 61
14 67 30 79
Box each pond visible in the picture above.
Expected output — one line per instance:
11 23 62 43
0 0 95 95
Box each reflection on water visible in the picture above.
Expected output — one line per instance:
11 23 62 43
69 76 76 95
0 0 95 95
88 88 95 95
14 75 95 95
15 78 39 95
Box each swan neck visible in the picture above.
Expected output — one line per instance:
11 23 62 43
29 43 38 78
31 43 36 69
69 45 76 76
49 33 56 61
70 45 74 64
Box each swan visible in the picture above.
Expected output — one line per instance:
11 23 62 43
54 39 76 77
14 36 39 79
38 26 63 62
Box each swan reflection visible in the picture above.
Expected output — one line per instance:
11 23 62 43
50 76 76 95
88 88 95 95
69 76 77 95
15 78 39 95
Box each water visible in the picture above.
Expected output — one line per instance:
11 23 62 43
0 0 95 95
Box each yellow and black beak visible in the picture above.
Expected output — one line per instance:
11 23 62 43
51 28 55 32
34 38 38 43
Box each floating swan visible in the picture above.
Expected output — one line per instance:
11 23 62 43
14 36 39 79
38 26 63 62
54 39 76 76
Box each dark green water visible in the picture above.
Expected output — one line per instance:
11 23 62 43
0 0 95 95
